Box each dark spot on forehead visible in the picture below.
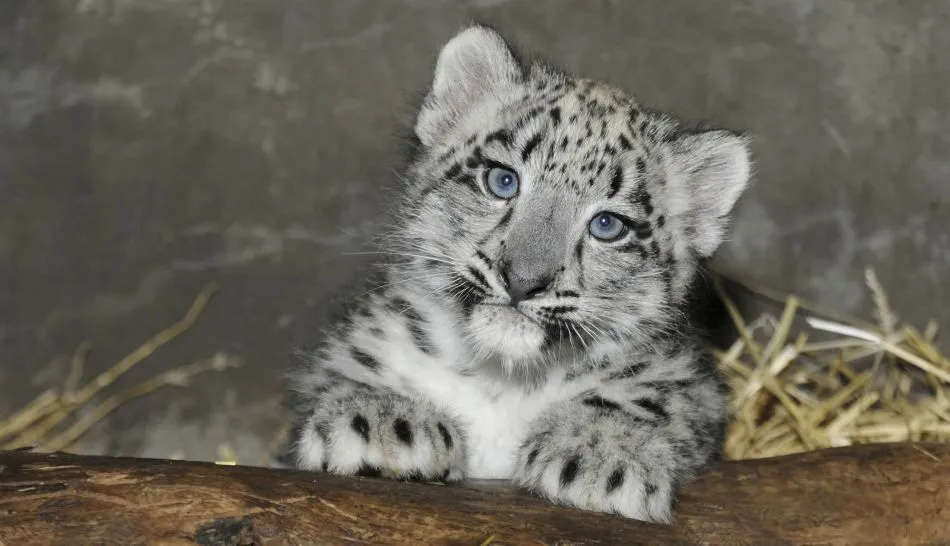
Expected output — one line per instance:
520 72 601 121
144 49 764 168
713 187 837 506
444 163 461 180
485 129 513 148
437 146 457 163
641 194 654 215
465 146 484 169
549 107 561 125
515 106 545 131
456 173 479 193
521 133 543 162
631 182 655 216
608 165 623 198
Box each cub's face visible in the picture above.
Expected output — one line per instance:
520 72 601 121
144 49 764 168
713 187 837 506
397 27 750 368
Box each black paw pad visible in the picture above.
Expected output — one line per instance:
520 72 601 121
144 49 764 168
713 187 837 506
351 414 370 442
393 418 413 446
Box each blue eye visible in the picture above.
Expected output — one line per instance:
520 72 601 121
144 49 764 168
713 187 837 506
589 212 627 241
485 167 520 199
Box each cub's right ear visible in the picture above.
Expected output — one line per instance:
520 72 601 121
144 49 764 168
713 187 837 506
414 25 523 147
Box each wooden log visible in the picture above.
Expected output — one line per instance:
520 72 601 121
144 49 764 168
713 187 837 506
0 443 948 545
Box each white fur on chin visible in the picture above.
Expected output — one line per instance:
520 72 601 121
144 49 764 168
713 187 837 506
467 304 546 361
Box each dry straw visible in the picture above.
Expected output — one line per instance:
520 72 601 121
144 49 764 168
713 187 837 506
0 284 240 453
1 270 946 463
715 267 949 460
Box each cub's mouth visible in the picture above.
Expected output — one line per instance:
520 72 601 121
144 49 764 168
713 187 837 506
478 301 542 326
465 302 548 361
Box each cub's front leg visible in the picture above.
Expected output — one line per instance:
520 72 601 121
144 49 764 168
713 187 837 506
513 365 727 522
289 370 466 482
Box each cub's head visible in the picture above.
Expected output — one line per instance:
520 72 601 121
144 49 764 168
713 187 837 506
396 26 751 368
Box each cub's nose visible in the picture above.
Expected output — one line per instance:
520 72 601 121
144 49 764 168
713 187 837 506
501 266 551 304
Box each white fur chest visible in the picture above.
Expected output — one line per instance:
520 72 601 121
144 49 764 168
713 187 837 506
456 376 594 479
378 350 596 479
356 290 599 479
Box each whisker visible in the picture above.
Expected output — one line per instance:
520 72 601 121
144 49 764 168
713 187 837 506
353 271 453 299
347 248 460 267
567 321 589 355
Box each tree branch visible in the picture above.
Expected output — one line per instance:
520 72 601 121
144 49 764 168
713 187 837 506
0 443 947 545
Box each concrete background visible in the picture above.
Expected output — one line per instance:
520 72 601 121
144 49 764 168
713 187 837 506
1 0 947 464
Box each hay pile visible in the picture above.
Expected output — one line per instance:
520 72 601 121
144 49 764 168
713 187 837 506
716 268 949 460
1 272 947 462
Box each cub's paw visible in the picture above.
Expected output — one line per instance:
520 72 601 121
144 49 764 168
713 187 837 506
513 437 675 523
294 395 465 482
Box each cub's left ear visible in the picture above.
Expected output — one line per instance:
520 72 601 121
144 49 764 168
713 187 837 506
667 130 752 257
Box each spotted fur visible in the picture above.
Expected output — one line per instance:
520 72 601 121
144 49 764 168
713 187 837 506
285 25 751 523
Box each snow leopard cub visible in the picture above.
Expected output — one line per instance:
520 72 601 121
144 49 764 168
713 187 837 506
285 25 750 523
